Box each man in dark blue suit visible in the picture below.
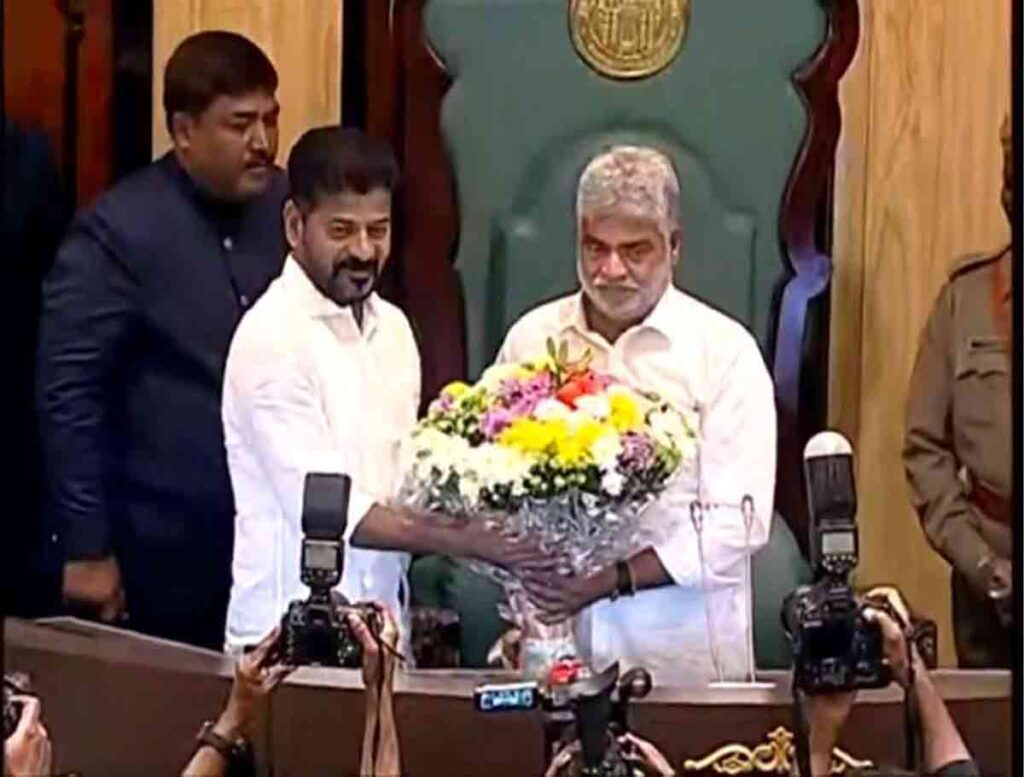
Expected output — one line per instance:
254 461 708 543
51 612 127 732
37 31 287 649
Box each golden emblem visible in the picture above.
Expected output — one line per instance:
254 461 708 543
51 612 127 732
569 0 690 80
682 726 875 775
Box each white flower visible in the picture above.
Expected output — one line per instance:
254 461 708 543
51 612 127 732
591 430 623 470
458 473 482 505
534 398 573 421
479 363 525 390
575 393 611 420
601 470 625 497
649 408 691 447
473 443 532 488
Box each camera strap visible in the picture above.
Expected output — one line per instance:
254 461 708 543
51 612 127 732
790 676 813 777
903 659 923 774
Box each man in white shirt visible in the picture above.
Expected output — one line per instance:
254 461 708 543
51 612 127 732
499 145 777 685
223 128 543 652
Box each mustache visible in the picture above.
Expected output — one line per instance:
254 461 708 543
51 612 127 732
245 152 273 168
330 254 380 279
592 283 639 293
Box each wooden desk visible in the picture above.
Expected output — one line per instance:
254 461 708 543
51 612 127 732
4 618 1011 776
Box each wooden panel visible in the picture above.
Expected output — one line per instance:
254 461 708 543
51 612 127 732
3 0 115 206
152 0 343 163
6 619 1012 777
830 0 1011 665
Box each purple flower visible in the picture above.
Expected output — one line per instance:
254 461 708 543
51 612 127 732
481 407 515 439
619 432 656 473
496 372 555 418
429 393 454 416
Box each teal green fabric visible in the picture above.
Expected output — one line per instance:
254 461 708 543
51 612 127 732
413 0 822 671
752 513 812 669
423 0 824 377
409 555 506 668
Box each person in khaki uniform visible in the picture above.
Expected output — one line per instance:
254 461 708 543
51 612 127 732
903 118 1012 668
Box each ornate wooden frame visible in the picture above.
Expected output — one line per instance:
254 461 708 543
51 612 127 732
361 0 861 546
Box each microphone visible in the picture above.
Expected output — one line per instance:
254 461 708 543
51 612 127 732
740 495 757 683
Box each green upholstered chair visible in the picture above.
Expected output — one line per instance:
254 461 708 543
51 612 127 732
367 0 858 669
752 514 813 669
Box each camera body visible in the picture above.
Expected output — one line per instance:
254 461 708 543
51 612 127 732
782 434 890 694
280 473 381 668
282 592 382 668
782 579 889 693
474 662 652 776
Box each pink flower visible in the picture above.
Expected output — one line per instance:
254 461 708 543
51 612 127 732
481 407 515 439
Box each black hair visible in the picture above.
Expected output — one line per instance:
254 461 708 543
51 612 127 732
287 126 399 211
163 31 278 134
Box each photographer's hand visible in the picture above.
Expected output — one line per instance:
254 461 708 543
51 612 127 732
220 626 294 738
862 606 917 688
182 627 293 777
862 607 972 773
349 604 402 777
4 696 52 777
543 740 579 777
348 604 399 694
803 689 854 777
619 732 676 776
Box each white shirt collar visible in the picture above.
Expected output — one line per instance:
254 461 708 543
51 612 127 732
279 254 380 335
556 285 677 347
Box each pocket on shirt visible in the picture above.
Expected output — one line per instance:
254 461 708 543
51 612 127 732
953 342 1009 435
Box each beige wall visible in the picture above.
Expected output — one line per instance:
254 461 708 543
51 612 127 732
831 0 1011 664
152 0 343 163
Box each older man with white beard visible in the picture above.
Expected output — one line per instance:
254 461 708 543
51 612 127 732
496 145 777 685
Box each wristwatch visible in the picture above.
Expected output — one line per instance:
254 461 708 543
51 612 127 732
195 720 250 763
610 559 636 601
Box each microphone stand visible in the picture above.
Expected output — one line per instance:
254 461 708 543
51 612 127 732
704 494 775 690
691 501 724 684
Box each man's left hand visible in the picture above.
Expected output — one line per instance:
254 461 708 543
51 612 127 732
519 568 610 623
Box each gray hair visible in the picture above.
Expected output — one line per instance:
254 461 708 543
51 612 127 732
576 145 680 230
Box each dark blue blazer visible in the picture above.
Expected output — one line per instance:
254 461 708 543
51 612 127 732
38 153 287 562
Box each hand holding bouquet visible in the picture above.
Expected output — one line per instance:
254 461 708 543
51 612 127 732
400 339 698 677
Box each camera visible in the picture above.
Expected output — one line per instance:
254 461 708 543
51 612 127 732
781 432 890 694
281 473 382 668
475 661 652 776
3 673 32 739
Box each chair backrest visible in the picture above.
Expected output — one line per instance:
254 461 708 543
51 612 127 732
753 514 812 669
366 0 860 542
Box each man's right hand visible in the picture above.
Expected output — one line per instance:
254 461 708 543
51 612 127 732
462 521 560 574
62 556 126 623
4 696 52 777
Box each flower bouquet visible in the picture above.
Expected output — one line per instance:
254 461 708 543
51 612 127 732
400 339 697 679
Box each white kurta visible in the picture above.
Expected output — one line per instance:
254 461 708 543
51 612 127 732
222 256 420 651
497 285 777 686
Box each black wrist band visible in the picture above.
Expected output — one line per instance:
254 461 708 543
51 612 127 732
614 560 636 599
196 721 249 763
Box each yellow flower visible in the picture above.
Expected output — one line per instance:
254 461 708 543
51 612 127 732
442 381 471 398
554 418 608 467
500 418 566 456
608 391 642 433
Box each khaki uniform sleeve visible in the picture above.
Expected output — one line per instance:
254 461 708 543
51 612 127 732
903 283 993 595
